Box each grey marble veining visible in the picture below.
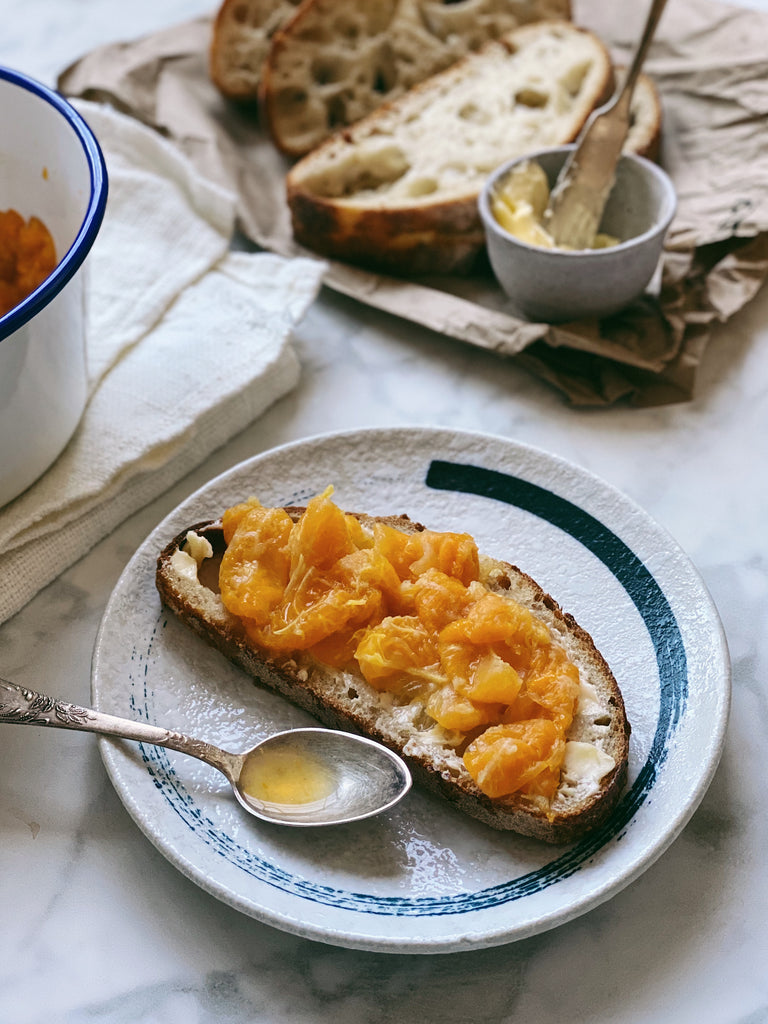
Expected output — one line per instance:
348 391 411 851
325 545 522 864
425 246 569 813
2 2 768 1022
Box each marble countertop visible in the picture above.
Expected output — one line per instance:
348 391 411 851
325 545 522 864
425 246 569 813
2 2 767 1022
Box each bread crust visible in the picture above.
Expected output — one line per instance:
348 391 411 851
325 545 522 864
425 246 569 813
625 70 662 161
286 189 488 275
156 510 630 843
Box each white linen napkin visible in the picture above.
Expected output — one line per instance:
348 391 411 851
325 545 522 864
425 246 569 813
0 101 325 625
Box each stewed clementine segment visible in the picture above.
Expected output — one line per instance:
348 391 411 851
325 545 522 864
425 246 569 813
0 209 57 316
306 628 364 669
441 588 550 659
443 646 523 705
289 486 366 569
463 720 564 799
16 215 56 295
220 499 292 621
408 569 471 630
518 764 561 802
218 488 581 803
425 685 503 732
249 569 383 651
522 644 581 732
409 529 479 584
372 522 479 585
356 615 442 690
252 548 399 652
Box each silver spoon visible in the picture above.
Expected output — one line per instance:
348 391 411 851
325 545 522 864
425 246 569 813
0 678 411 827
544 0 669 249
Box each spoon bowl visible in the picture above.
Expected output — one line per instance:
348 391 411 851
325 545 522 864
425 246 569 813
0 678 412 827
234 727 412 826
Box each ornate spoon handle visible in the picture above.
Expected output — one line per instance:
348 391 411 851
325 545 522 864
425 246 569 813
0 677 240 780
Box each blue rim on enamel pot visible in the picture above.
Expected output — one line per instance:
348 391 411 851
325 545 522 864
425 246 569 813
0 66 108 342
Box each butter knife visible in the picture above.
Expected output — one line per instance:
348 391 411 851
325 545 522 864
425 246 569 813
544 0 669 250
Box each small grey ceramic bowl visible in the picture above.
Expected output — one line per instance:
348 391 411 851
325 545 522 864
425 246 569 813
478 145 676 323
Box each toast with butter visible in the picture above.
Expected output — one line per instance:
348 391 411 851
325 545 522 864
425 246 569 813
285 20 619 275
155 490 630 843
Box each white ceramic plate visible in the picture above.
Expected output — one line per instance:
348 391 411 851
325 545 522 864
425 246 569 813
92 427 730 953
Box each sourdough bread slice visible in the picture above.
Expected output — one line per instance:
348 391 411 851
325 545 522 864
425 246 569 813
285 20 617 275
260 0 573 157
624 69 662 162
156 510 630 843
210 0 306 100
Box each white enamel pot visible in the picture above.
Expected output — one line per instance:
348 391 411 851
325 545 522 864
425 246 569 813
0 67 107 508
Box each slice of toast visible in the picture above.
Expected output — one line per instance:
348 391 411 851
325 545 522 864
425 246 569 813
284 20 617 275
156 507 630 843
259 0 573 157
209 0 307 100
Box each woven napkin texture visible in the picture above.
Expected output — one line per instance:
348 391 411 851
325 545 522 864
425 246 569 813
0 101 325 625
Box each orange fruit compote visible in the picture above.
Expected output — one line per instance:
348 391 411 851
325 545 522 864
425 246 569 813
219 488 581 805
0 209 57 317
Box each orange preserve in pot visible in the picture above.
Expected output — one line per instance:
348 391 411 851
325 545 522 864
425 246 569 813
0 209 57 317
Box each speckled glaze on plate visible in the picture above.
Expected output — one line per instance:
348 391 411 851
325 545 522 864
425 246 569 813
91 427 730 953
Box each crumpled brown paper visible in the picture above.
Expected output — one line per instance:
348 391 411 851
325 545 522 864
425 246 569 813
58 0 768 406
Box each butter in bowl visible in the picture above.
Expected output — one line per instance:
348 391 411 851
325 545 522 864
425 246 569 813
478 145 676 323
